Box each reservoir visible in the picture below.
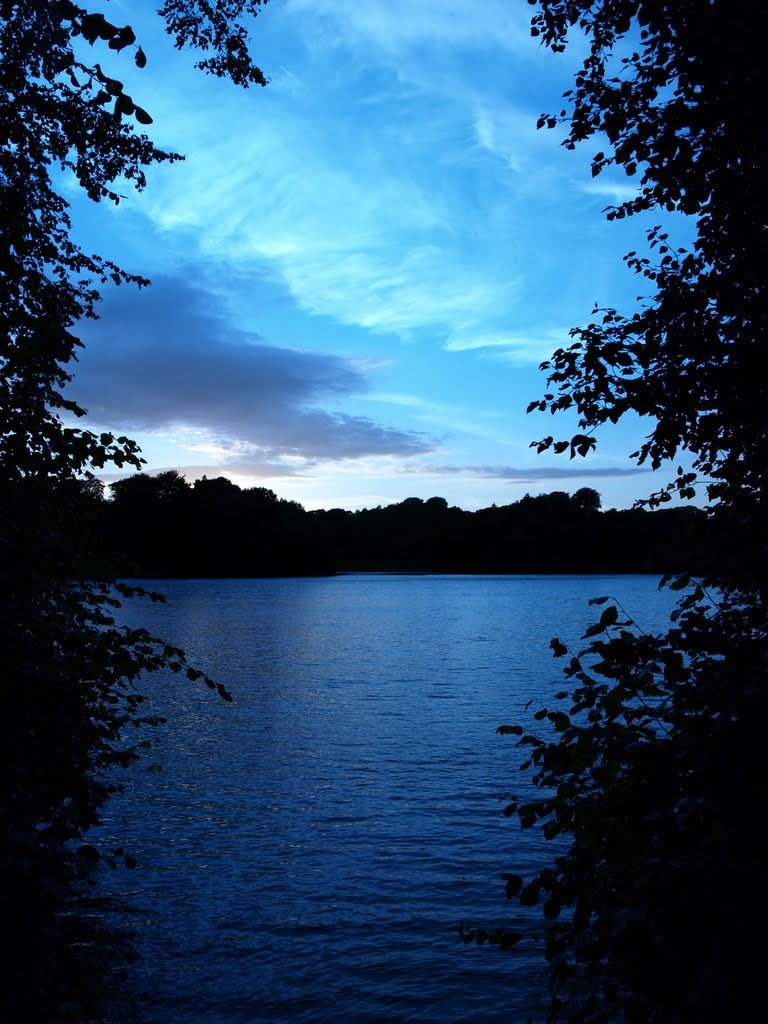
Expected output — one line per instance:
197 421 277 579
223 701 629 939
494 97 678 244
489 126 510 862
95 574 675 1023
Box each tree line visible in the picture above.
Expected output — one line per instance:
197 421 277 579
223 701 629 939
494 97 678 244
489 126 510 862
93 471 714 577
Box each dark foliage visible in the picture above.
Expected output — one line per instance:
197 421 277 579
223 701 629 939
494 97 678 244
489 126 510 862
105 471 326 576
1 3 269 1017
460 2 768 1022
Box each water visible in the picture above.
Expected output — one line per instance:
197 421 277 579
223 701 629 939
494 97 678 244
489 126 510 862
94 574 674 1023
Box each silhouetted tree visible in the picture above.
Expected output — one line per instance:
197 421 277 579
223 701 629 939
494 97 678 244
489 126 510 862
572 487 600 516
460 3 768 1022
1 3 270 1016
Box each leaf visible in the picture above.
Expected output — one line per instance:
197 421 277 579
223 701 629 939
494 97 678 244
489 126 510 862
550 637 568 657
519 881 540 905
498 931 524 950
584 604 619 637
135 47 148 69
544 898 562 919
669 574 692 591
80 13 115 44
134 106 153 125
548 710 571 731
114 94 135 118
76 844 100 862
599 604 619 628
109 26 137 52
500 872 524 895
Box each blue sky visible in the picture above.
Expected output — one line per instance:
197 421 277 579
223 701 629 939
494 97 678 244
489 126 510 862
66 0 682 511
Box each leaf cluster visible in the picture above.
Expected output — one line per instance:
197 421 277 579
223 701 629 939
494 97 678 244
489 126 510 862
1 3 267 1015
463 3 768 1021
158 0 271 87
525 0 768 541
468 580 767 1022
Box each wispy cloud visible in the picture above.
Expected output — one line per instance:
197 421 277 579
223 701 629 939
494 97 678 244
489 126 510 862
473 104 546 174
444 327 570 364
583 179 640 205
281 0 534 60
128 6 554 347
424 463 651 481
141 111 522 340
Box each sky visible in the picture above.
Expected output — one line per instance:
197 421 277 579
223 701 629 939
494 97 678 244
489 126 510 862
65 0 686 512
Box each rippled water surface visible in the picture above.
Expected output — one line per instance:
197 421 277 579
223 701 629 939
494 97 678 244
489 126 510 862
96 574 674 1023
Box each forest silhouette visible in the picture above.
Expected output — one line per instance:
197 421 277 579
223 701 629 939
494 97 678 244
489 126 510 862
96 472 712 578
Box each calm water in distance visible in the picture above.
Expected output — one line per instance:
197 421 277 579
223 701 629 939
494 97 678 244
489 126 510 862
95 574 676 1024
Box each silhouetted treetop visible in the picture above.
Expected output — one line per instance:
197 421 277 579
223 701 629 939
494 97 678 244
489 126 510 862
529 0 768 549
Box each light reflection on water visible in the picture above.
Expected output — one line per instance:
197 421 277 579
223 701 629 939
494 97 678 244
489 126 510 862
95 574 673 1023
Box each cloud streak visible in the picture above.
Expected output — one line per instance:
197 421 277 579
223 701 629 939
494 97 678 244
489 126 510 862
282 0 534 61
424 463 651 481
444 326 571 364
142 115 522 341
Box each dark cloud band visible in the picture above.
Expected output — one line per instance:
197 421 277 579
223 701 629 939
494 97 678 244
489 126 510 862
69 274 431 461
